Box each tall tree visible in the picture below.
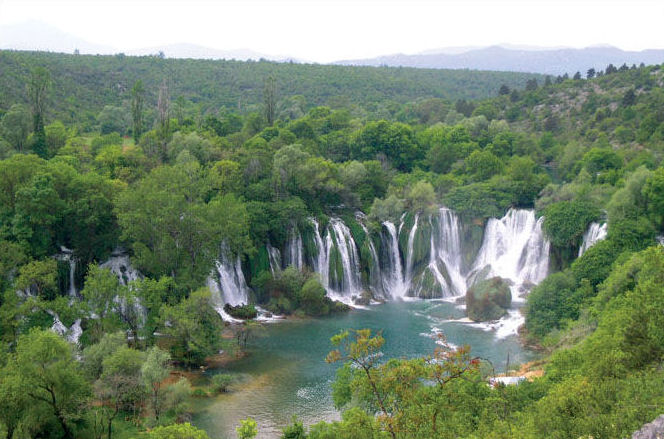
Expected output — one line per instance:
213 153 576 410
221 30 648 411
263 75 276 126
131 80 145 143
141 347 171 420
26 67 51 158
157 78 170 156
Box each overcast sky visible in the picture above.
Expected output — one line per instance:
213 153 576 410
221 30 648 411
1 0 663 62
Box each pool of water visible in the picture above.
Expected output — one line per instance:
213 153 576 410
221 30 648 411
192 300 537 439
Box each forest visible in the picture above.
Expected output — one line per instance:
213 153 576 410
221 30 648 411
0 50 663 439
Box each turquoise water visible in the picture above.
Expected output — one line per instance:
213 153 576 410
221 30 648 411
193 300 537 439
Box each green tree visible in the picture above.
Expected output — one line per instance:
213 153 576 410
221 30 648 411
145 423 210 439
15 258 58 299
131 80 145 143
464 149 504 181
81 265 124 341
14 329 90 439
1 104 31 152
141 346 171 420
159 288 223 367
264 75 277 126
26 67 51 158
236 418 258 439
44 120 68 157
0 362 27 439
96 346 146 439
642 167 664 228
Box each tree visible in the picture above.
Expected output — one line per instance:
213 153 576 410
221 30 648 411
0 362 27 439
407 180 436 214
263 75 277 126
464 149 504 181
159 288 223 367
141 346 171 420
525 78 538 91
26 67 51 158
157 78 170 158
587 68 596 79
236 418 258 439
498 84 510 95
1 104 31 152
115 163 251 288
14 329 90 439
573 71 582 80
642 167 664 229
44 120 68 156
81 265 124 341
131 80 145 143
146 423 210 439
97 105 127 135
96 346 146 439
15 258 58 299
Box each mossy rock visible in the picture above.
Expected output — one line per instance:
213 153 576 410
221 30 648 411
409 267 443 299
224 304 258 320
466 277 511 322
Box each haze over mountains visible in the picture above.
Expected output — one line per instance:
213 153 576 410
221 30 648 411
2 20 663 75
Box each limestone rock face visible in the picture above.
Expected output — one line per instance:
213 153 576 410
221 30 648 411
631 415 664 439
466 277 511 322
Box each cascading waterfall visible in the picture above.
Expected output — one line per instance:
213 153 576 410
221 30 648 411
284 227 304 270
470 209 549 290
430 208 467 297
357 214 383 298
404 213 420 283
327 218 362 301
578 222 608 256
306 217 363 304
208 250 249 308
266 243 282 276
382 221 407 299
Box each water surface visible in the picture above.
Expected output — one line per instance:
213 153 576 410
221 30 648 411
193 300 537 439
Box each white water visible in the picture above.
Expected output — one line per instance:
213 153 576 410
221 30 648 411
208 249 249 321
307 218 363 305
578 222 608 256
266 243 282 276
404 213 420 283
357 214 383 298
471 209 549 290
284 227 304 270
100 252 142 286
431 208 467 297
57 246 78 297
382 221 407 299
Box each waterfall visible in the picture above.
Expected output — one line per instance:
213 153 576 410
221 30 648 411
470 209 550 295
327 218 362 299
382 221 407 299
357 214 383 298
284 227 304 270
431 208 466 297
266 243 282 276
404 213 420 283
308 217 363 304
100 251 142 286
57 246 78 297
310 218 329 284
208 250 249 308
578 222 608 257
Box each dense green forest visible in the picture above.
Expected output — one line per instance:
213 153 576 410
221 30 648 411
0 51 663 439
0 50 541 131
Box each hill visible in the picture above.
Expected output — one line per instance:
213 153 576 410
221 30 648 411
0 50 540 122
336 45 664 76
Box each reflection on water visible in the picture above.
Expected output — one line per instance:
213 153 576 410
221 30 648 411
192 301 537 439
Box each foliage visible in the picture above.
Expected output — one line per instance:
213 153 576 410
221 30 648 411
466 277 511 321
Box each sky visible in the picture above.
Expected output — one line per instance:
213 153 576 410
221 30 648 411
1 0 663 62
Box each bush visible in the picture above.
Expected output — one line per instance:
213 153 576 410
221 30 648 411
542 200 600 249
525 271 579 337
211 373 233 393
223 304 258 320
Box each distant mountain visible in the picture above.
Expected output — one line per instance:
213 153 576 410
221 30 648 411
336 45 664 75
0 21 298 62
0 20 115 54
